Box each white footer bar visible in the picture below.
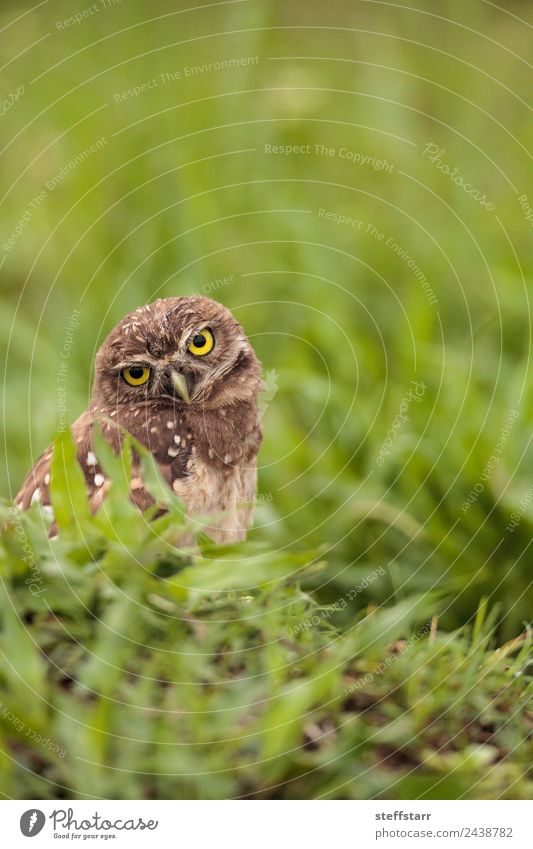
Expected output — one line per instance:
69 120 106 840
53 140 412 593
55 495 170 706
2 799 530 848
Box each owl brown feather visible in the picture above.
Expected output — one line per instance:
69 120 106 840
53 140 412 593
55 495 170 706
16 296 264 544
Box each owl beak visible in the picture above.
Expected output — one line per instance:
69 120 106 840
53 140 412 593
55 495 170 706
169 369 191 404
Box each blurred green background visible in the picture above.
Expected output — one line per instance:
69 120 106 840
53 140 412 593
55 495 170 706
0 0 532 800
0 0 533 799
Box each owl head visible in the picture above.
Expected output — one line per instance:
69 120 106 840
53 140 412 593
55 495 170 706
92 296 263 411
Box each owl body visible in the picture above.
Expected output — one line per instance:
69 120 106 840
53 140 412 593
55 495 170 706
16 296 264 544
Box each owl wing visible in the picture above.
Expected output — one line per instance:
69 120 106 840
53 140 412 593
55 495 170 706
15 408 194 516
15 411 94 512
125 412 194 514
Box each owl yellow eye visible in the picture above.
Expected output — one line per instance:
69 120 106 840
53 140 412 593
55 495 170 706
122 365 150 386
188 328 214 356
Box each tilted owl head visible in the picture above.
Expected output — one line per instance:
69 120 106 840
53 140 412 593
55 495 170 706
93 295 263 411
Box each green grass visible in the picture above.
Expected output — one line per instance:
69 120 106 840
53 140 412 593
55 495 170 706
0 0 532 799
0 446 531 799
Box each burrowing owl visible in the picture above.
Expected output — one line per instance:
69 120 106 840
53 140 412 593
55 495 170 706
16 296 264 543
